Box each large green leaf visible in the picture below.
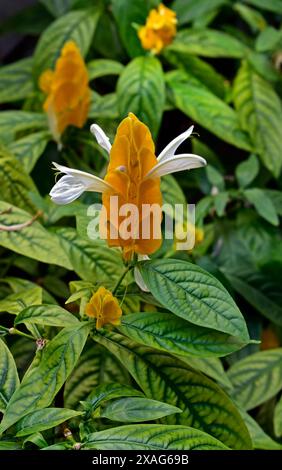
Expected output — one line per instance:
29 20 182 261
227 349 282 410
54 228 123 282
117 56 165 138
101 397 181 422
167 70 252 151
111 0 158 57
139 259 249 341
0 58 34 103
0 339 20 412
64 345 130 408
9 131 51 174
87 59 124 80
93 331 252 449
0 112 47 144
0 202 72 270
84 424 228 449
168 28 247 58
119 312 247 357
0 287 42 315
172 0 228 25
15 305 79 328
0 323 90 433
85 382 144 414
244 0 282 14
15 407 82 437
180 356 233 391
33 7 102 80
240 409 282 449
233 61 282 177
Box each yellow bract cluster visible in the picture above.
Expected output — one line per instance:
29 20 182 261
102 112 162 261
138 3 177 54
85 286 122 329
39 41 90 144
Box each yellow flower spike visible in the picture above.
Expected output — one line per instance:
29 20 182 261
85 286 122 329
138 3 177 54
39 41 91 145
102 112 163 261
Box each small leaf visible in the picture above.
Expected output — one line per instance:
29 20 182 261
85 382 144 414
87 59 124 80
255 26 282 52
0 339 20 412
227 349 282 410
15 305 79 327
236 154 259 188
84 424 228 449
244 188 279 226
214 192 229 217
15 408 83 437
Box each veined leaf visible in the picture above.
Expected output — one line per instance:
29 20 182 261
119 312 247 357
88 59 124 80
139 259 249 341
240 409 282 449
55 227 123 282
84 424 228 450
0 339 20 412
89 92 119 119
168 28 247 58
0 202 72 270
117 56 165 138
0 111 47 144
0 323 90 433
0 58 34 103
84 382 144 414
235 154 259 188
0 287 42 315
233 61 282 177
64 345 130 408
33 7 102 80
15 407 82 437
93 330 252 449
101 397 181 422
274 394 282 438
172 0 228 25
9 131 51 174
167 70 252 151
227 349 282 410
179 356 233 392
15 305 79 328
244 188 279 226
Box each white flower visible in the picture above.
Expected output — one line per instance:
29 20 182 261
49 120 206 290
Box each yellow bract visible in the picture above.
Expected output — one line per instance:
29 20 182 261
102 112 162 261
39 41 90 144
85 286 122 329
138 3 177 54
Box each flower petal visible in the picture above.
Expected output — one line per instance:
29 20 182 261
157 126 194 162
90 123 112 154
50 162 113 204
134 255 150 292
145 153 206 179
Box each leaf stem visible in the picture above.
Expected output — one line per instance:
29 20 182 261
112 266 132 296
8 327 35 341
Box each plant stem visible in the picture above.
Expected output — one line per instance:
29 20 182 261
112 266 132 296
8 327 35 341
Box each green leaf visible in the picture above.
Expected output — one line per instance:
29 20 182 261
233 3 266 33
233 61 282 177
64 345 131 408
54 228 123 282
172 0 228 25
101 397 181 423
0 58 34 103
214 192 229 217
139 259 250 341
239 408 282 450
85 382 144 414
206 165 225 191
87 59 124 80
0 112 47 145
274 394 282 438
89 92 119 120
0 441 22 450
111 0 157 57
244 188 279 226
235 154 259 188
167 70 252 151
256 27 282 52
180 356 233 392
0 287 42 315
84 423 228 449
244 0 282 14
119 312 247 357
117 56 165 138
0 323 90 433
168 28 247 58
0 339 20 412
93 330 252 449
15 305 79 328
227 349 282 410
33 7 102 80
40 0 75 17
9 131 51 174
0 202 72 270
15 407 82 437
0 149 38 212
